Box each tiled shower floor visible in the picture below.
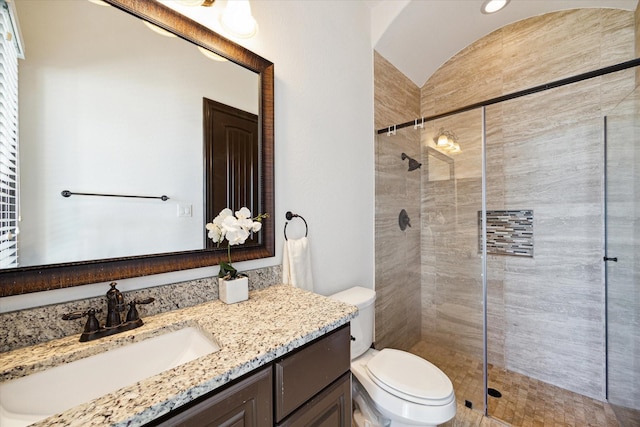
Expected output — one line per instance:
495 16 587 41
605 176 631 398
409 341 620 426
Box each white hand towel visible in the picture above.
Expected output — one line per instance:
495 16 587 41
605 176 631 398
282 237 314 291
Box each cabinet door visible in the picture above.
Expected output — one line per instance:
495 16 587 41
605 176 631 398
154 366 272 427
274 325 350 422
277 373 351 427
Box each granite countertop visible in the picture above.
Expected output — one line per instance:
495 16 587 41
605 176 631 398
0 285 358 427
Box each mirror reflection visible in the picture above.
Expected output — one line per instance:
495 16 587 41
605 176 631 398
5 0 259 268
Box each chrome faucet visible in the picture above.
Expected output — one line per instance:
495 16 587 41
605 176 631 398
63 282 154 342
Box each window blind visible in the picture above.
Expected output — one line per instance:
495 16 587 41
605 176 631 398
0 0 20 268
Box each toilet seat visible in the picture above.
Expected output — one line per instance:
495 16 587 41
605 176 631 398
365 349 454 406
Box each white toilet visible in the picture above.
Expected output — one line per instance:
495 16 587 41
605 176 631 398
330 286 456 427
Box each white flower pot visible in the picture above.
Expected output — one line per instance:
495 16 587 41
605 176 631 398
219 276 249 304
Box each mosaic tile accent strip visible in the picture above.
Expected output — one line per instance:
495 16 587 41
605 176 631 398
479 210 534 257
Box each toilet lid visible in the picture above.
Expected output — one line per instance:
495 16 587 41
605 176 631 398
365 349 454 405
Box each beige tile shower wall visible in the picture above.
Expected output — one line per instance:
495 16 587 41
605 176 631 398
420 9 635 400
374 52 422 351
636 4 640 83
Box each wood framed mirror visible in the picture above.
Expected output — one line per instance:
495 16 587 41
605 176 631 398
0 0 274 296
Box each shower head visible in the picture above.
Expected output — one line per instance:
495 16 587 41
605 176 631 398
408 158 422 171
401 153 422 171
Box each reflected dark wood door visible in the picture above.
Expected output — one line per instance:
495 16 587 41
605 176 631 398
204 98 259 249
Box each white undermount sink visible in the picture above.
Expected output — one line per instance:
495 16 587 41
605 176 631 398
0 326 221 427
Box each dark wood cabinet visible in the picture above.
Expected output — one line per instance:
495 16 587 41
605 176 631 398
274 325 351 423
154 366 272 427
149 324 351 427
276 372 351 427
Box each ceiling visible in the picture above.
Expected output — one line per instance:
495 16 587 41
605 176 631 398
371 0 638 87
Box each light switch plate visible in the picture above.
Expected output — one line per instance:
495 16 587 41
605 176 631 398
177 204 192 217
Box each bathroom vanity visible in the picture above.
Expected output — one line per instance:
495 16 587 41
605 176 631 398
0 285 357 426
153 325 351 426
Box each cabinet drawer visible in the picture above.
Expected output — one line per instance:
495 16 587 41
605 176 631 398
275 324 350 422
277 372 351 427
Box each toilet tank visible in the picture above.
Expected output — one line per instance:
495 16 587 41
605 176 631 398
329 286 376 359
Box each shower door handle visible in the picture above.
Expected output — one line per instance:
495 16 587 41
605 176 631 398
603 256 618 262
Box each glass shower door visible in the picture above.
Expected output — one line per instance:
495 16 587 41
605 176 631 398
605 85 640 427
419 108 487 413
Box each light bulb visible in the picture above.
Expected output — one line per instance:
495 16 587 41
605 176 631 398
198 46 228 62
176 0 207 6
142 21 177 37
481 0 510 14
220 0 258 38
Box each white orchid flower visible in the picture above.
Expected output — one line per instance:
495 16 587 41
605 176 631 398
228 228 250 245
223 223 249 246
235 207 252 220
221 215 250 245
206 208 237 244
238 217 254 230
205 223 224 243
205 206 267 279
221 215 239 231
214 208 233 225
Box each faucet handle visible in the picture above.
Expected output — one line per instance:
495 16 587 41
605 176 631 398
83 308 101 333
62 308 103 333
125 297 155 322
62 311 85 321
62 308 102 320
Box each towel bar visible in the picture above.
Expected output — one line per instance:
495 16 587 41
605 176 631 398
62 190 169 201
284 211 308 240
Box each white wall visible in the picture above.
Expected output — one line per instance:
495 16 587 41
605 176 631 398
248 1 375 296
3 0 375 310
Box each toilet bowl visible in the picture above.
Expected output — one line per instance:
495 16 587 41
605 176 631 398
330 287 456 427
352 348 456 426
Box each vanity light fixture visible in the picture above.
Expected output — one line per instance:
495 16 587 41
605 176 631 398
433 128 462 155
172 0 258 39
481 0 510 14
142 21 177 37
177 0 215 6
219 0 258 38
198 46 228 62
141 10 228 60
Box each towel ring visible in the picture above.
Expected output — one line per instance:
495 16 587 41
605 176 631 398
284 211 308 241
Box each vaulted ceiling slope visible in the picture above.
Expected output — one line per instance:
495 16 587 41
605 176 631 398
372 0 638 87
